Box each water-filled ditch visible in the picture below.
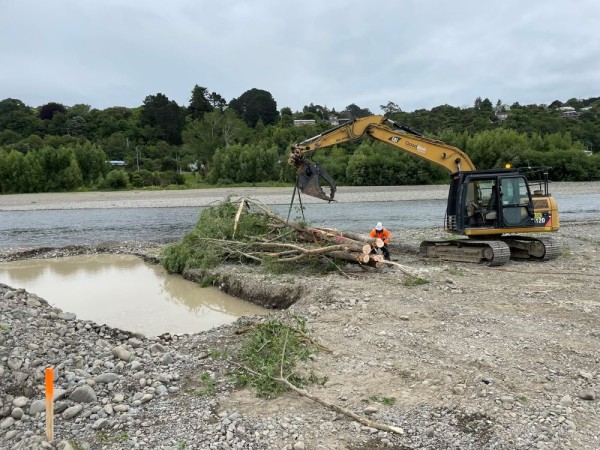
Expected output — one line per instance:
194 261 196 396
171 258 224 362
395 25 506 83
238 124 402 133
0 254 267 337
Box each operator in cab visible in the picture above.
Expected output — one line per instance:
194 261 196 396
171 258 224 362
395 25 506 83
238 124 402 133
369 222 391 261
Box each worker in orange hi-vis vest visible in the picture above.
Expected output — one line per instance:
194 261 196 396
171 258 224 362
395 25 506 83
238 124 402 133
369 221 391 261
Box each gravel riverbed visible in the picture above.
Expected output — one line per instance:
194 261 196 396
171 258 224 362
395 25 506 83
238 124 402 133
1 182 599 211
1 185 599 450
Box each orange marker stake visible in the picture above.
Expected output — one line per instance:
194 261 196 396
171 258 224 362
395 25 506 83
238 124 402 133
45 367 54 441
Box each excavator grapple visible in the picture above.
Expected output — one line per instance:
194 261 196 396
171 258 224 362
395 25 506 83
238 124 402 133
296 162 336 202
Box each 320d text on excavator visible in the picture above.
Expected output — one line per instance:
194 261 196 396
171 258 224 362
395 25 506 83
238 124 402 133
288 115 561 266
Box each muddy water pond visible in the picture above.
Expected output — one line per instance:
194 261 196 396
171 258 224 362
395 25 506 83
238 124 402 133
0 254 267 337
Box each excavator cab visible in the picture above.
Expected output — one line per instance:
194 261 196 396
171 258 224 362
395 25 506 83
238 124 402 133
447 169 556 235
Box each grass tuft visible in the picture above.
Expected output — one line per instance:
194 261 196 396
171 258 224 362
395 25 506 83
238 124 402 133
369 394 396 406
403 276 429 286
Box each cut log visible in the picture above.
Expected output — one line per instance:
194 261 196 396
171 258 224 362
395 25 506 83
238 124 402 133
372 238 384 248
363 259 383 269
339 231 373 242
358 253 370 263
339 232 384 248
329 251 370 264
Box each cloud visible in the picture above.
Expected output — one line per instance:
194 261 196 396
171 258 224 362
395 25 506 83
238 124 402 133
1 0 598 113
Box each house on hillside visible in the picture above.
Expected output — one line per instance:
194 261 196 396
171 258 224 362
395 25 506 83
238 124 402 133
293 119 316 127
328 116 351 126
561 110 580 118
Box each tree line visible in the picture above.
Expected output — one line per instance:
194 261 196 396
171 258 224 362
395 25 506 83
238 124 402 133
0 87 598 194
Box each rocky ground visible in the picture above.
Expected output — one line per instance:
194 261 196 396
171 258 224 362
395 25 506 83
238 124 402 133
1 218 599 450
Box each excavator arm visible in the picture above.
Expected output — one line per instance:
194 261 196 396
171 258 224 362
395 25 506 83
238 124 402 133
289 115 476 201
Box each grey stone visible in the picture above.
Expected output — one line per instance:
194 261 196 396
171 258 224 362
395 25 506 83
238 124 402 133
29 400 46 415
128 338 144 348
578 389 596 401
11 407 24 419
54 402 69 414
1 417 15 429
69 385 97 403
130 360 142 371
7 356 23 370
12 396 28 408
150 343 166 354
161 353 175 365
363 406 378 415
54 388 68 401
560 395 573 406
62 404 83 420
57 441 76 450
94 373 120 384
5 429 20 440
13 371 29 383
26 298 41 307
112 346 132 362
139 393 154 404
91 418 109 430
59 312 77 321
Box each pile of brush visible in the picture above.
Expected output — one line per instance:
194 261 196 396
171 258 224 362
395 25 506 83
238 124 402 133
161 197 400 274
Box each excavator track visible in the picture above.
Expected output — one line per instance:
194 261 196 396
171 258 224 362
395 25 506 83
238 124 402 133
419 239 511 266
499 236 562 261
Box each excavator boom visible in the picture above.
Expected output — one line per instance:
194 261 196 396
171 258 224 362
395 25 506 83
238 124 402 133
289 115 476 201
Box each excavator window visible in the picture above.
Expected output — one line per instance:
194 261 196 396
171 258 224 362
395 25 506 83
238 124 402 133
465 179 498 226
500 176 534 227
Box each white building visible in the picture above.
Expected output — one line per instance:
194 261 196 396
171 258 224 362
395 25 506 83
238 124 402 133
293 119 316 127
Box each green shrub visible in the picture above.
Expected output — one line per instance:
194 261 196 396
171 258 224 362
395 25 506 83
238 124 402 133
99 170 130 190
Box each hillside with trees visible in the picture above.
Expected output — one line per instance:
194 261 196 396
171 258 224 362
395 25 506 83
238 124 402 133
0 88 598 194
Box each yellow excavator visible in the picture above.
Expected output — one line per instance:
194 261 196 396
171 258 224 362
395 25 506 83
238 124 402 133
289 115 561 266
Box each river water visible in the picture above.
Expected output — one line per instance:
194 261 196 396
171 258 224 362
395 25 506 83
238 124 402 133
1 194 599 249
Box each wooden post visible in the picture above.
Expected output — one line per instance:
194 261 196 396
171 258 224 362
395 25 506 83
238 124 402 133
45 367 54 441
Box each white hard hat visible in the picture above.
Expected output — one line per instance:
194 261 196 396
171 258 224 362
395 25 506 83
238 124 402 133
375 222 383 230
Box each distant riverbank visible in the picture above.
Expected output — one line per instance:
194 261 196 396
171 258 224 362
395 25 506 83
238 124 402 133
2 181 599 211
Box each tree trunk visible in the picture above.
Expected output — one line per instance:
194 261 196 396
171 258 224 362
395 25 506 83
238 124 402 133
329 251 370 264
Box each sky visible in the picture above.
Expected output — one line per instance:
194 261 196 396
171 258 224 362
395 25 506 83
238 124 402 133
1 0 599 114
